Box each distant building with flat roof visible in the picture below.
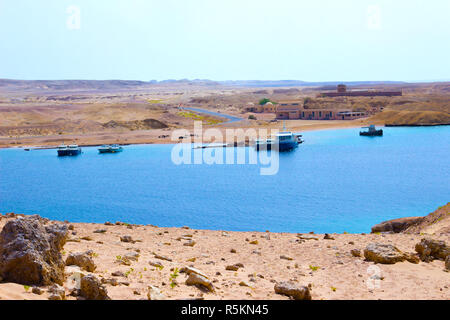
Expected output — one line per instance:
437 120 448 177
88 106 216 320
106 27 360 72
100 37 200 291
320 84 402 97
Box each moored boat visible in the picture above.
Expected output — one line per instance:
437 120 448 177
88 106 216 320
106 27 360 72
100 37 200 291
57 144 82 156
360 125 383 136
255 132 303 151
98 144 123 153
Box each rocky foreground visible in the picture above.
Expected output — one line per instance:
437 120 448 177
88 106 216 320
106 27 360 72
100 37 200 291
0 205 449 300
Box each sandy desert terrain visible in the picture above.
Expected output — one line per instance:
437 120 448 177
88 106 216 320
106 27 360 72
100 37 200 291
0 204 448 300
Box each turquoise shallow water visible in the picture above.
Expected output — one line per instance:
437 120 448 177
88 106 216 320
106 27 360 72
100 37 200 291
0 126 449 233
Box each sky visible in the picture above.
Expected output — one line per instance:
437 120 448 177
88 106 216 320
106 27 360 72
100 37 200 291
0 0 449 82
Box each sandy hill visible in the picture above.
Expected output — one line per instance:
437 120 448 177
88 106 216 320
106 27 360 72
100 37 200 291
404 203 450 235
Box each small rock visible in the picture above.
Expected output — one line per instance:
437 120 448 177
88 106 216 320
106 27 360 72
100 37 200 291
297 234 319 241
120 235 134 243
80 274 110 300
185 273 215 292
274 281 311 300
183 240 196 247
149 261 164 268
226 265 239 271
324 234 335 240
446 256 450 271
66 252 97 272
48 293 63 300
111 271 125 277
230 249 237 253
117 256 132 266
153 253 172 262
239 281 251 287
32 286 43 295
350 249 361 257
249 240 258 245
93 229 107 234
148 285 166 300
48 284 66 300
102 278 118 286
280 255 293 261
124 252 140 262
182 267 209 278
225 263 244 271
65 265 87 291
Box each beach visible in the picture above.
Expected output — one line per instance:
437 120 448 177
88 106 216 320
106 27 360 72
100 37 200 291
0 118 371 150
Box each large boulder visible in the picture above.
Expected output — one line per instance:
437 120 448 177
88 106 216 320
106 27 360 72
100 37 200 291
415 238 450 262
371 217 423 233
364 243 419 264
274 282 311 300
0 215 68 285
80 274 110 300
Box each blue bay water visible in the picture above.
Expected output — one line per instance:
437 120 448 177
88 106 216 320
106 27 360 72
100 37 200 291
0 126 449 233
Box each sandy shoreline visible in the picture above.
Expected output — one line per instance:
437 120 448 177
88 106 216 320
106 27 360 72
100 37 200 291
0 120 373 150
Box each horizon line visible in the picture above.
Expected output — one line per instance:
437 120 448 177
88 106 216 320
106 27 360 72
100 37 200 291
1 78 449 84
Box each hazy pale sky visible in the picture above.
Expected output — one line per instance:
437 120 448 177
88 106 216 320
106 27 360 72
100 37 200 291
0 0 449 81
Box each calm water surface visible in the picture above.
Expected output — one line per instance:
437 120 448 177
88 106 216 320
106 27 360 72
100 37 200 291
0 126 449 233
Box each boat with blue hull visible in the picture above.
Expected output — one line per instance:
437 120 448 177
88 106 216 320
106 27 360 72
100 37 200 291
98 144 123 154
57 144 82 156
360 125 383 136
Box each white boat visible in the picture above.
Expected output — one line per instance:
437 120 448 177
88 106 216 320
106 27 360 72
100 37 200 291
98 144 123 153
255 123 304 151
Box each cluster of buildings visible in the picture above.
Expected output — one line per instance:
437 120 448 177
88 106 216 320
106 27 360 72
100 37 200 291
275 104 367 120
246 100 369 121
246 84 397 120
